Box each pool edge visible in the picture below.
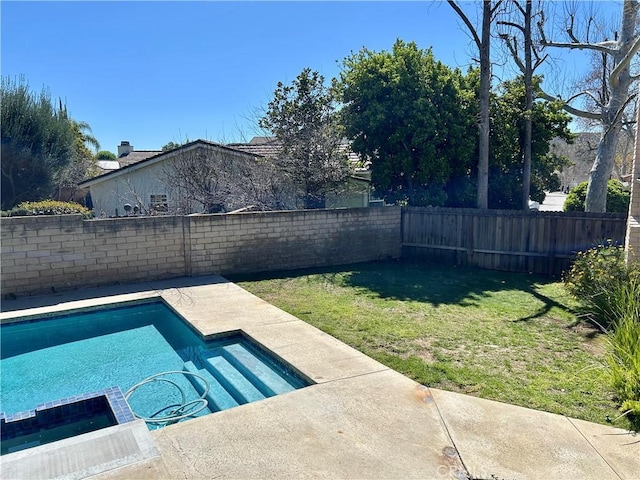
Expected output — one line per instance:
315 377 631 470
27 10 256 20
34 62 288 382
0 419 158 480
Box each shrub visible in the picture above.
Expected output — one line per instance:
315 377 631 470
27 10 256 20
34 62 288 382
605 293 640 428
96 150 116 160
3 200 91 217
564 180 630 213
563 242 638 330
565 244 640 428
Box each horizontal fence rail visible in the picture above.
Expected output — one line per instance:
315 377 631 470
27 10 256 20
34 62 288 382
401 207 628 276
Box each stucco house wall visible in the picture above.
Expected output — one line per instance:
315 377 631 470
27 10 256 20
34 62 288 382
80 141 260 216
326 176 371 209
88 161 172 217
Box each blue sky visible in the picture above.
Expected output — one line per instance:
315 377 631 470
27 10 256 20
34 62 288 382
1 1 620 154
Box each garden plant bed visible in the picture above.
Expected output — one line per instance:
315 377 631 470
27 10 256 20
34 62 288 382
234 259 633 431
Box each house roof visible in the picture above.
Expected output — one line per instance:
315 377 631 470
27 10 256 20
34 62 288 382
80 137 369 188
227 137 281 158
94 151 162 174
117 150 163 168
249 136 274 145
97 160 120 171
79 139 261 188
227 137 363 165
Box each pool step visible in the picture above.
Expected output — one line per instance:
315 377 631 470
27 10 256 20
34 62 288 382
183 361 239 412
204 356 266 404
184 341 303 413
221 343 296 397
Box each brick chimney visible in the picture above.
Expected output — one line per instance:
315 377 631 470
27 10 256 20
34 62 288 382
118 141 133 157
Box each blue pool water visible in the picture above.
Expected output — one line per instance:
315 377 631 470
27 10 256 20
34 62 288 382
1 301 309 431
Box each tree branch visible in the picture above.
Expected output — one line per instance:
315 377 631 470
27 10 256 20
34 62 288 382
500 34 525 72
540 39 617 55
537 90 603 120
497 20 524 34
609 34 640 88
537 11 548 44
533 52 548 71
537 11 618 56
566 13 580 43
447 1 481 50
610 92 638 131
490 0 503 16
566 90 604 109
513 0 525 17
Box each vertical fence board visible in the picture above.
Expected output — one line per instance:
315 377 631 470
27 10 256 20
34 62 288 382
401 207 627 275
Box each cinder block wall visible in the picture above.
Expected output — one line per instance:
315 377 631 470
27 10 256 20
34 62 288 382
1 215 187 296
1 207 402 297
189 207 402 276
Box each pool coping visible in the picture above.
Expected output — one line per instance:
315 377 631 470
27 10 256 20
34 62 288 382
1 275 638 480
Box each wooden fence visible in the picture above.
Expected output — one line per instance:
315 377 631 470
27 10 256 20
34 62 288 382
401 207 628 276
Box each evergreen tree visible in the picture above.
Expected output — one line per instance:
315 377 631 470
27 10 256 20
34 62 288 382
1 76 76 209
487 77 573 209
339 40 476 206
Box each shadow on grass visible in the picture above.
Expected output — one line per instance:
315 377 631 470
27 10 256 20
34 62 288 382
512 289 578 323
231 258 578 321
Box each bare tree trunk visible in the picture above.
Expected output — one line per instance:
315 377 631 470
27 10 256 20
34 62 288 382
586 124 624 212
586 1 638 212
521 0 533 210
499 1 548 210
539 0 640 212
449 0 501 210
478 1 492 209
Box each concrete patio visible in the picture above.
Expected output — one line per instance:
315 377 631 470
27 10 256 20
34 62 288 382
1 276 638 480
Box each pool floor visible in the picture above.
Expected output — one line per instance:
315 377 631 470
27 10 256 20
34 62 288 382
1 324 200 418
1 302 309 435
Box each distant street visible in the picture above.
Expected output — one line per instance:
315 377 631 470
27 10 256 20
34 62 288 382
539 191 568 212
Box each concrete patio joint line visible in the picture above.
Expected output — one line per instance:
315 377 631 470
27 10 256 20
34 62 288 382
567 417 626 480
425 387 472 480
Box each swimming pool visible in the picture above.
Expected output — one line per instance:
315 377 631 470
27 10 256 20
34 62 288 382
1 300 309 450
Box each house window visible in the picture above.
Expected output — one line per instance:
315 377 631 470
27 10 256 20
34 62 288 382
149 194 168 212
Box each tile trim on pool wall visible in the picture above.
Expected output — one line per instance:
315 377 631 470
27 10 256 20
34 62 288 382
0 296 162 325
1 386 135 440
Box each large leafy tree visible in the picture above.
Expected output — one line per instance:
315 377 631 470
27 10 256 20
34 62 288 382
339 40 476 206
487 77 573 209
1 76 76 209
162 141 187 152
259 68 350 209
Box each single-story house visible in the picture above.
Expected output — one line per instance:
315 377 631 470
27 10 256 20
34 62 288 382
79 140 263 216
79 138 373 216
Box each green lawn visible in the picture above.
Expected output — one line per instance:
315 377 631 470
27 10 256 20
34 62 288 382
233 259 632 430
